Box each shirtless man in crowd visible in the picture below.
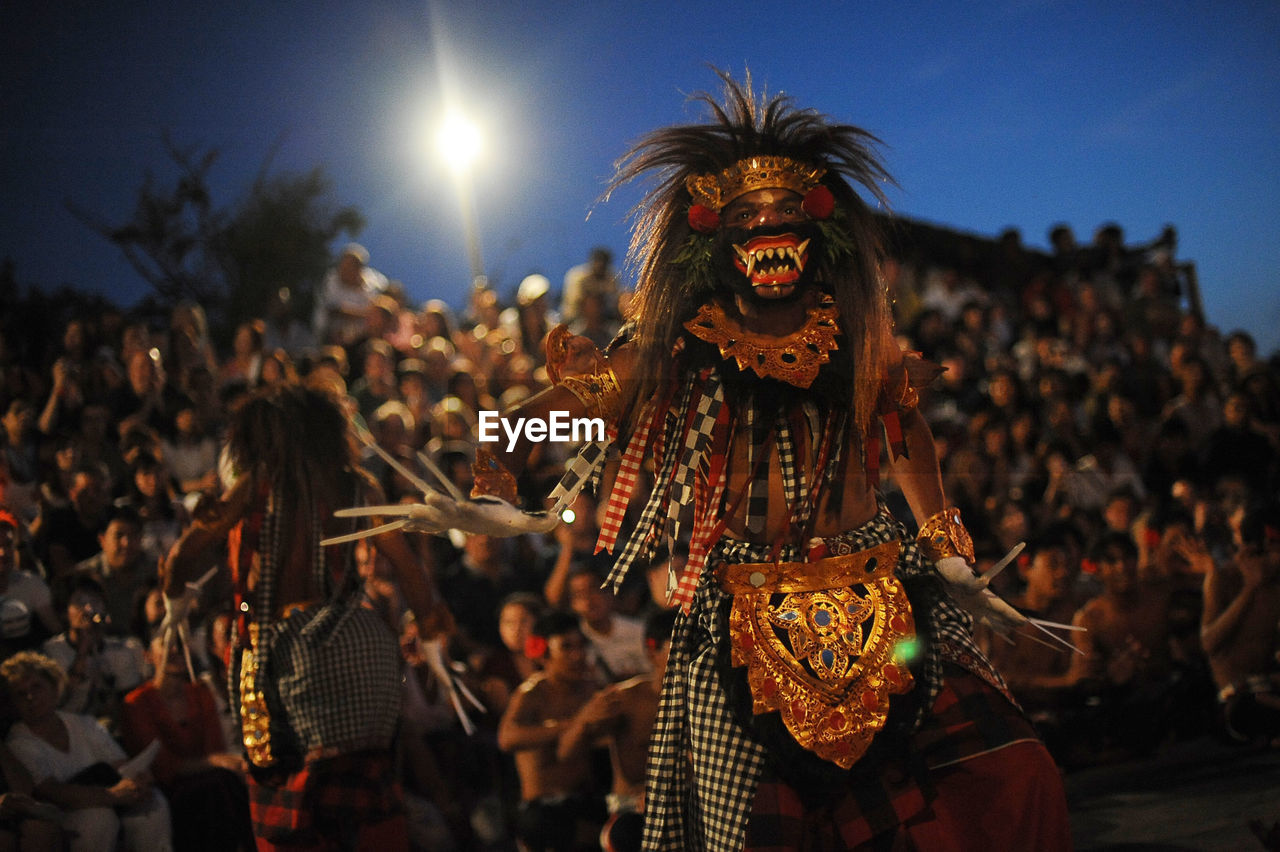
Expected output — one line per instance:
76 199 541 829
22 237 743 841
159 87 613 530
558 609 676 852
1201 504 1280 743
498 610 606 851
983 532 1078 706
1066 532 1175 755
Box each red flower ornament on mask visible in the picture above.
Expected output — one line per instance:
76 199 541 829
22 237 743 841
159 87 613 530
801 185 836 220
524 635 548 659
688 204 721 234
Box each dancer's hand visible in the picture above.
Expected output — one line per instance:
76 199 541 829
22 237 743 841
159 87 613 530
935 556 988 594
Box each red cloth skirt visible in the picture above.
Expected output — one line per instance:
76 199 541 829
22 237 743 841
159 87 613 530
744 668 1071 850
248 750 407 850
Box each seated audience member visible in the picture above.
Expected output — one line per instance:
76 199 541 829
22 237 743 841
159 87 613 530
121 633 253 852
567 565 649 683
0 511 60 656
1061 420 1146 514
542 494 626 612
68 402 128 494
198 609 239 750
108 348 191 443
498 611 607 852
73 502 152 636
218 320 265 388
261 287 316 359
440 533 540 654
0 739 62 852
983 533 1078 706
1201 504 1280 744
0 400 40 524
119 452 186 568
566 290 622 353
36 433 79 517
1067 532 1175 757
1141 514 1218 736
397 611 483 851
559 609 676 852
1199 391 1276 498
351 339 400 421
1099 486 1141 538
41 574 146 731
476 592 545 719
2 651 172 852
33 462 111 580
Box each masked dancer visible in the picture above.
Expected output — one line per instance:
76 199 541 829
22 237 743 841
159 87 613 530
472 71 1072 851
163 383 452 850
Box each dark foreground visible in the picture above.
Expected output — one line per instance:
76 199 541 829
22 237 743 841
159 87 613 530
1067 737 1280 851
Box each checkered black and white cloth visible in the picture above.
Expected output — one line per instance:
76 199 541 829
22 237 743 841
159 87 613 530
231 484 403 763
266 604 402 757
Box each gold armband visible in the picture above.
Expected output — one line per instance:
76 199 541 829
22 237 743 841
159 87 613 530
558 368 621 421
916 507 975 563
545 324 622 423
472 446 519 504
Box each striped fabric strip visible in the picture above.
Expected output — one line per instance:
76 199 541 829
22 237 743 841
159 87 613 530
549 438 610 510
745 397 770 536
665 374 724 577
596 400 658 554
669 393 730 611
604 381 694 592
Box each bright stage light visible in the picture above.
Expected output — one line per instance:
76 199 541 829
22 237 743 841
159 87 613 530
436 111 483 177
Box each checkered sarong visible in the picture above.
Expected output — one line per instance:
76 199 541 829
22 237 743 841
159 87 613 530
640 509 1006 852
265 604 402 759
230 484 403 768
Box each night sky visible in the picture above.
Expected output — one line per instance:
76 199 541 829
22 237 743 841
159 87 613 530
4 0 1278 352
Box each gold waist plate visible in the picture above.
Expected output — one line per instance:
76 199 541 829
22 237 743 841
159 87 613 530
239 623 275 768
722 541 916 769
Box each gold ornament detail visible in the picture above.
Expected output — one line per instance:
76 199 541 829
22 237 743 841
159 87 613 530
239 623 275 768
916 507 975 563
721 541 916 769
471 446 519 504
544 324 622 423
684 295 840 388
558 369 621 422
686 156 827 211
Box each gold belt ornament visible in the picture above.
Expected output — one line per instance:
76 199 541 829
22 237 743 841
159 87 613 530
719 540 915 769
239 623 274 768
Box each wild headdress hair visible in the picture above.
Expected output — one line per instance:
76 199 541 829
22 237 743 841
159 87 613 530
610 69 897 434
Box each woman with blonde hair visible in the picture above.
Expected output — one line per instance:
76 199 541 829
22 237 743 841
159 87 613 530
2 651 171 851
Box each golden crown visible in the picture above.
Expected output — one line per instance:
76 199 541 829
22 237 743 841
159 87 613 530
685 156 827 212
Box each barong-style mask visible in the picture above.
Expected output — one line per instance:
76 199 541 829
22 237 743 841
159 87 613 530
686 157 836 305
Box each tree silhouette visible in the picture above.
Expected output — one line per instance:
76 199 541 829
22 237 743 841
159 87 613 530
68 133 364 340
219 166 365 333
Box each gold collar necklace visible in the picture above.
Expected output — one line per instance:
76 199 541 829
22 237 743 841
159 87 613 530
683 294 840 389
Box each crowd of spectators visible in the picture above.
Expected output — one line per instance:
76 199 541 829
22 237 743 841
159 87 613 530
0 224 1276 850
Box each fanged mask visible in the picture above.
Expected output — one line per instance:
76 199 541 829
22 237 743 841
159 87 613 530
733 233 811 287
716 222 823 305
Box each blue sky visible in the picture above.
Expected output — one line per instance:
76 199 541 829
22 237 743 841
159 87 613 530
4 1 1278 353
